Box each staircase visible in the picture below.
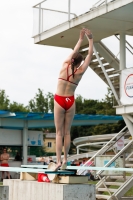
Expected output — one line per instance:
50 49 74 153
96 174 133 200
125 148 133 168
79 40 133 199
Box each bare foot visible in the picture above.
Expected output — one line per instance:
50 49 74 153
60 162 67 170
54 163 61 171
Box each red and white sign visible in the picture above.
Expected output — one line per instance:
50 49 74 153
120 68 133 105
116 136 124 151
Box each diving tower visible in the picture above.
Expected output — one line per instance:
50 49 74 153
32 0 133 136
32 0 133 199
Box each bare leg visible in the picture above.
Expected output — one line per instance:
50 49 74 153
63 102 75 165
2 171 5 179
54 100 65 170
54 100 75 169
6 171 10 179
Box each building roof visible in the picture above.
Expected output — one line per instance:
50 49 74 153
44 133 56 138
0 110 123 130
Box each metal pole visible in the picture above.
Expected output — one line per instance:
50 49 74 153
77 147 79 154
105 0 108 12
123 115 133 138
39 3 41 40
68 0 70 21
22 121 28 165
119 32 126 106
120 32 126 70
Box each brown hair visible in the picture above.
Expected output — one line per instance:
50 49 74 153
71 52 83 78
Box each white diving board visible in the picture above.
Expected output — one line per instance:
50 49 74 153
21 165 48 168
0 167 47 173
3 165 131 173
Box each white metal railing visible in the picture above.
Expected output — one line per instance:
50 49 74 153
32 0 115 37
77 126 128 175
91 0 115 9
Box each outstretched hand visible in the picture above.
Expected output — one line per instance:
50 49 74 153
84 28 93 39
79 29 85 40
79 28 93 40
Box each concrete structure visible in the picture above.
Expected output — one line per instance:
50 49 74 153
0 186 9 200
3 179 95 200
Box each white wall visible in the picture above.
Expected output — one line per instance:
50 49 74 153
0 129 44 146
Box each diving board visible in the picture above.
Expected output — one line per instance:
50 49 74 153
1 166 133 173
21 165 48 169
20 165 133 172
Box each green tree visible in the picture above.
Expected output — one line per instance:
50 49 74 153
0 89 10 110
47 92 54 112
28 89 49 112
98 87 116 115
75 94 84 113
9 102 29 112
28 89 54 113
29 146 45 157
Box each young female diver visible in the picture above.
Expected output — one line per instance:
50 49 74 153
54 28 93 170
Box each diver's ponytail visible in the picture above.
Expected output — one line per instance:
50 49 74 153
71 58 75 78
71 52 83 78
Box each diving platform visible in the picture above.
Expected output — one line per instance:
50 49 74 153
33 0 133 48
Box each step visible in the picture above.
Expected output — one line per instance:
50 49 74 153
112 78 120 83
125 163 133 167
90 59 107 66
129 158 133 161
109 74 120 79
109 176 128 180
98 188 117 193
107 70 119 76
105 182 123 186
111 79 120 85
96 194 111 199
91 64 113 71
104 65 114 70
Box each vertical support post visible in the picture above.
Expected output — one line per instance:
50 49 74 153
105 0 108 12
22 120 28 165
39 3 41 41
122 115 133 138
77 147 79 154
68 0 70 21
119 32 126 104
120 32 126 70
42 7 43 33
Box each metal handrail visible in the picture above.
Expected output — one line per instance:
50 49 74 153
92 0 107 8
115 35 133 55
77 126 127 174
34 7 77 18
33 0 77 36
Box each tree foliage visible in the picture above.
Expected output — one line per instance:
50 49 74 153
0 87 125 154
0 89 10 110
28 89 54 113
9 102 29 112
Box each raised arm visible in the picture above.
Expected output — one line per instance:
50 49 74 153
80 29 93 73
63 29 85 64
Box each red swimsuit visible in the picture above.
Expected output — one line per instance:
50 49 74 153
58 65 78 86
54 65 77 110
54 94 75 110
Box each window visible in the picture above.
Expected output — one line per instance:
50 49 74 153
48 142 52 148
